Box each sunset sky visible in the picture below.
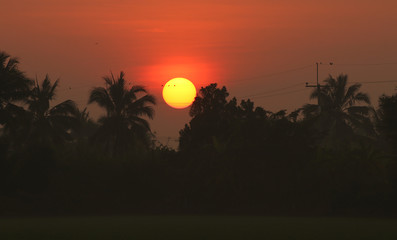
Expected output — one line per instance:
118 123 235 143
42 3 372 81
2 0 397 147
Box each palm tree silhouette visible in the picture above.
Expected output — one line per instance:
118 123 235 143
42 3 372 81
303 74 374 142
88 71 156 156
25 75 79 145
0 51 32 127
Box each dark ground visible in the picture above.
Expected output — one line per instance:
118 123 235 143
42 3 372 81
1 216 397 240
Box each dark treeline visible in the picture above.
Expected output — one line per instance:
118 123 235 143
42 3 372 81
1 51 397 216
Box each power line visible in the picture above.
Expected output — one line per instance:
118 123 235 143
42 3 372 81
337 62 397 66
351 80 397 84
248 88 309 99
48 62 397 93
240 82 305 99
35 62 397 105
239 79 397 101
226 64 313 85
68 79 396 105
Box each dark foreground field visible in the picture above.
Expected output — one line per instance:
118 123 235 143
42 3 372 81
1 216 397 239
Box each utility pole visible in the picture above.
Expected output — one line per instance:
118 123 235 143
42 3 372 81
306 62 333 106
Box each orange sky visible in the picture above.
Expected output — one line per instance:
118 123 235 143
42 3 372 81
1 0 397 147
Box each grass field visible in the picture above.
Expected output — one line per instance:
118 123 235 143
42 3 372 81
1 216 397 239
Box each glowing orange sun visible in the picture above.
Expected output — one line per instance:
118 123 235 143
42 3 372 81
162 78 197 109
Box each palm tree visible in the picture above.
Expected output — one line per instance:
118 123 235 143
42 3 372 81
88 71 156 156
0 51 32 127
24 75 79 145
303 74 374 142
377 93 397 151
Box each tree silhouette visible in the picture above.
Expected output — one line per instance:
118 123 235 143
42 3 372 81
180 83 234 152
2 50 396 216
303 74 374 145
24 76 79 145
72 107 97 142
0 51 32 128
377 93 397 150
88 71 156 156
189 83 229 117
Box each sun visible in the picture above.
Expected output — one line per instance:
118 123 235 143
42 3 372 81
162 78 197 109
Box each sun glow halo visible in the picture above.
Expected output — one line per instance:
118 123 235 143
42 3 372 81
162 78 196 109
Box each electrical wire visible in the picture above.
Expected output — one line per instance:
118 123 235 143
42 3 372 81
29 62 397 106
337 62 397 66
237 78 397 101
240 82 305 99
226 64 313 85
351 80 397 84
248 88 310 99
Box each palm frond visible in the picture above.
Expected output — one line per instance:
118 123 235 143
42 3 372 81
50 100 78 116
138 94 156 105
333 75 348 106
129 116 151 132
324 75 337 87
49 78 59 100
342 83 360 106
129 105 155 119
127 95 156 118
89 87 114 113
309 88 320 100
129 85 148 95
0 51 10 67
49 115 80 130
103 76 113 86
5 57 19 71
347 106 371 116
354 92 370 105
